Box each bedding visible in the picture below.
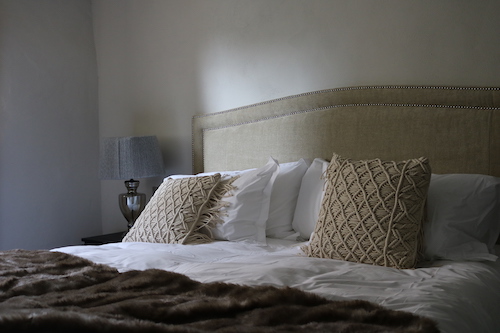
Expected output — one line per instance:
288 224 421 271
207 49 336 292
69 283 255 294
3 85 500 333
292 157 329 240
1 248 440 333
265 158 310 239
189 156 280 243
53 240 500 333
424 173 500 261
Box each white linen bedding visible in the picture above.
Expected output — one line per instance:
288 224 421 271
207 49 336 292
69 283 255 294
54 240 500 333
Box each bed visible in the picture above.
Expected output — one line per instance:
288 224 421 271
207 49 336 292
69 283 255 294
2 85 500 332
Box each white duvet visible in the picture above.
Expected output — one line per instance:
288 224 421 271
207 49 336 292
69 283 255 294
54 239 500 333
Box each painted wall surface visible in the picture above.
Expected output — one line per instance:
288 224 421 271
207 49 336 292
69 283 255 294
0 0 101 250
3 1 498 240
92 0 500 233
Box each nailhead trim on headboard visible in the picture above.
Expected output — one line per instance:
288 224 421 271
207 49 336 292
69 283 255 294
202 103 500 132
193 85 500 119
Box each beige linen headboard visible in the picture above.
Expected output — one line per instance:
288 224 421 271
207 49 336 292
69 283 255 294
192 86 500 176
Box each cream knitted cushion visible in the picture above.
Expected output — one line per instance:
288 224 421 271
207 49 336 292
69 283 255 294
123 174 224 244
303 154 431 269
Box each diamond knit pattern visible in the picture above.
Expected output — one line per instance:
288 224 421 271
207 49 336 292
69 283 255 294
304 154 431 269
123 174 221 244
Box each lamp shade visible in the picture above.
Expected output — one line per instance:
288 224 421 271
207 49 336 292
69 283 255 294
99 136 164 180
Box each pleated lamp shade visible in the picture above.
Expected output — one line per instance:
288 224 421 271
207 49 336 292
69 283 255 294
99 136 164 180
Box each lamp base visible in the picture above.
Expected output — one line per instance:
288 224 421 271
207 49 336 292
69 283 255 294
119 179 146 229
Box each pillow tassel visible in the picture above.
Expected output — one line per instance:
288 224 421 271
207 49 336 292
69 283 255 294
181 176 237 244
196 177 237 239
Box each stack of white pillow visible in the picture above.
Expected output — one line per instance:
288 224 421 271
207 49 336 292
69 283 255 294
169 157 500 262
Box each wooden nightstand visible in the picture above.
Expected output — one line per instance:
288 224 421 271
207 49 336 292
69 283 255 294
81 231 127 245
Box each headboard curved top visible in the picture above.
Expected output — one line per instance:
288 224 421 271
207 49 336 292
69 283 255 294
192 86 500 176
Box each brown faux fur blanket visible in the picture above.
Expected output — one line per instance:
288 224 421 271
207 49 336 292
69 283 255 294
0 249 439 333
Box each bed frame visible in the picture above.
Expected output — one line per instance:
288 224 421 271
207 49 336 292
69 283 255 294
192 86 500 177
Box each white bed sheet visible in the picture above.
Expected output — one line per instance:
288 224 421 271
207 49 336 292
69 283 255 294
54 239 500 333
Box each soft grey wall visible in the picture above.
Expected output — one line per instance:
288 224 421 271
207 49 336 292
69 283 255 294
1 1 499 242
0 0 101 250
92 0 500 233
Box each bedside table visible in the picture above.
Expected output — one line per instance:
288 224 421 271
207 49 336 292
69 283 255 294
81 231 127 245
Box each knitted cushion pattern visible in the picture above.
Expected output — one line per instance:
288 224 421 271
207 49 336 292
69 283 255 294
123 174 224 245
303 154 431 269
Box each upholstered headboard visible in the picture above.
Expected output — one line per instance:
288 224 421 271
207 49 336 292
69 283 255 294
192 86 500 177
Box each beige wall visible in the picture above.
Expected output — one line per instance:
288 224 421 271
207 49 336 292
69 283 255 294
92 0 500 233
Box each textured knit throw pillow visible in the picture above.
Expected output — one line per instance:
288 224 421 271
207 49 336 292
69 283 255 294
123 174 225 244
303 154 431 269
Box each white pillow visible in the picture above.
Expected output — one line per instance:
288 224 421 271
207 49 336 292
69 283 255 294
210 157 279 244
291 158 329 240
266 159 310 239
425 174 500 261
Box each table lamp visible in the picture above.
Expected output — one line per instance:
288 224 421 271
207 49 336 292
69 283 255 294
99 136 164 229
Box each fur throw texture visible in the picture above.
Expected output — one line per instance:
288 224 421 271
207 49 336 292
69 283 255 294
0 250 439 332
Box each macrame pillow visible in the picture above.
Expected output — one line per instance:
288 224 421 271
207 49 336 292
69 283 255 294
123 174 225 244
303 154 431 269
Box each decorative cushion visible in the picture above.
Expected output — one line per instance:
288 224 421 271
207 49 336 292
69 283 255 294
292 158 329 240
122 174 223 244
303 154 431 269
425 173 500 261
266 159 310 239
